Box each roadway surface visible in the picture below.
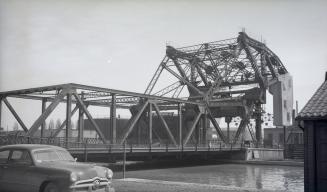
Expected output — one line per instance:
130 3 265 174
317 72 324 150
113 178 275 192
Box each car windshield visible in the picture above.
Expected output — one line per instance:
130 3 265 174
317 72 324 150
33 149 75 162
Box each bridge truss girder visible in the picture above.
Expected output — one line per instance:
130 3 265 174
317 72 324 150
0 83 207 147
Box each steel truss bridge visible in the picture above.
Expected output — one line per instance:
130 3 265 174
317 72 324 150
0 32 289 156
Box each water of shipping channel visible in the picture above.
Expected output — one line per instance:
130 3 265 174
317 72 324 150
114 163 304 192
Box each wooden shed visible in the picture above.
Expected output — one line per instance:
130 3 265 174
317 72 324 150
297 72 327 192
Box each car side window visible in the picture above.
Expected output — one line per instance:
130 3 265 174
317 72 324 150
0 150 10 164
9 150 32 165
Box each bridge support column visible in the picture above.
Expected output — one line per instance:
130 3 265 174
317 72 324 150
41 98 46 138
66 93 72 146
148 103 152 148
255 103 262 147
202 113 208 145
0 97 2 130
178 103 183 147
110 94 117 144
139 123 142 145
196 119 200 146
78 92 85 142
225 117 232 144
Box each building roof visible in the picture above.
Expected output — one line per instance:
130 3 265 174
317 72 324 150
297 73 327 120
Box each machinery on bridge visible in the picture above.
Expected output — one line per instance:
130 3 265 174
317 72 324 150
143 32 293 146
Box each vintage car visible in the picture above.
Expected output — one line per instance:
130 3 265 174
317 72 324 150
0 144 115 192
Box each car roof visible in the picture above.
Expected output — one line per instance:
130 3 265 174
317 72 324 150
0 144 66 151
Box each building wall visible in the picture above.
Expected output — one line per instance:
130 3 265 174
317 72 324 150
263 126 303 147
303 120 327 192
268 73 293 126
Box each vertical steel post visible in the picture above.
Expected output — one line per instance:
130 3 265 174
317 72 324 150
110 94 117 144
78 92 85 142
255 103 262 147
0 97 2 131
178 103 183 148
202 113 207 145
227 122 230 144
41 98 46 138
66 93 72 148
148 103 152 150
84 139 88 162
123 141 126 179
197 117 201 146
225 117 232 144
137 123 141 145
283 125 286 157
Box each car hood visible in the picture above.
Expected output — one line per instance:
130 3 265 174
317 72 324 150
39 161 108 180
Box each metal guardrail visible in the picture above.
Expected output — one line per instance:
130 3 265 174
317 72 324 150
0 135 246 154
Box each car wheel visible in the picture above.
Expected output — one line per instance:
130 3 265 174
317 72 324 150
43 182 59 192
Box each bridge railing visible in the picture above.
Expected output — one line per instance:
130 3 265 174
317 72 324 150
0 135 247 152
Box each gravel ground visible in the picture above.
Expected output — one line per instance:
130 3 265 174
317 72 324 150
112 178 276 192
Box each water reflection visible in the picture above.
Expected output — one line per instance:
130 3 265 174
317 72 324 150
120 164 304 192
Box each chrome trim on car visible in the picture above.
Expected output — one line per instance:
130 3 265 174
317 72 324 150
70 176 113 192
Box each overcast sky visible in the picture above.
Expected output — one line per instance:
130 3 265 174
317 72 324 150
0 0 327 129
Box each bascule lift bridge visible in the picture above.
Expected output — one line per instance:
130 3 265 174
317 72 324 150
0 32 293 160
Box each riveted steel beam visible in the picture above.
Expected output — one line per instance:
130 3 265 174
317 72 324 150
233 119 247 144
65 93 72 143
194 64 208 86
0 84 66 97
238 33 265 88
52 105 79 138
148 103 153 147
41 98 46 137
28 89 68 136
144 57 167 95
233 104 254 143
110 93 117 144
183 112 202 146
73 92 107 144
207 108 227 143
171 59 188 80
1 83 202 106
265 55 277 78
77 92 85 142
178 103 183 147
3 98 28 132
119 101 149 144
152 102 178 147
162 64 204 96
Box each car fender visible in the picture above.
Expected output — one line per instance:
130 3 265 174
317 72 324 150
31 166 72 191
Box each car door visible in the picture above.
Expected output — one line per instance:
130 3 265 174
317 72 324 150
4 149 38 192
0 149 11 191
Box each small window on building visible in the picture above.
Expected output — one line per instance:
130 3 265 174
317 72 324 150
287 112 291 122
284 100 287 109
